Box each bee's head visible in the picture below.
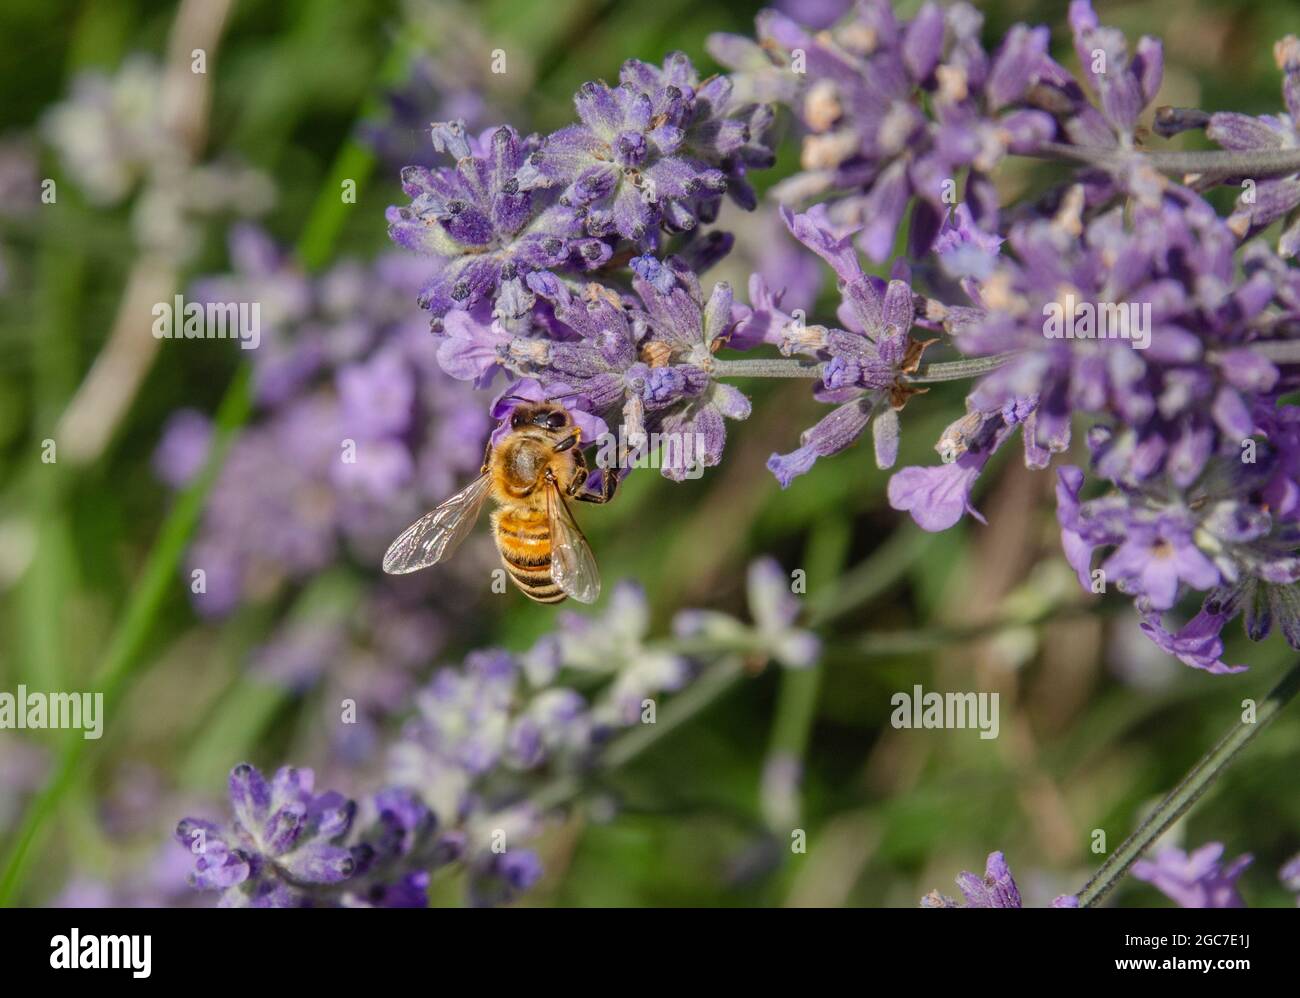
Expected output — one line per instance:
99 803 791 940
509 402 572 433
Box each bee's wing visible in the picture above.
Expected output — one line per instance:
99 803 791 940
382 474 492 575
545 480 601 604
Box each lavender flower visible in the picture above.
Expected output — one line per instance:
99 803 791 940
152 409 213 489
882 180 1300 668
1161 36 1300 251
386 53 772 329
160 240 491 616
528 54 771 242
767 206 932 486
386 123 597 326
175 562 821 907
888 400 1030 531
711 2 1067 260
1064 0 1164 149
673 558 821 670
42 56 273 255
177 765 360 907
1131 843 1253 908
551 582 691 724
459 257 754 481
921 851 1077 908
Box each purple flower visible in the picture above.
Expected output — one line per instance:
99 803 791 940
774 0 850 30
933 203 1003 281
767 206 934 486
1132 844 1253 908
921 851 1077 908
630 265 754 476
956 850 1023 908
386 55 774 327
1138 605 1247 676
673 559 820 671
1051 439 1298 668
888 403 1029 530
435 304 513 386
169 246 491 617
152 409 213 488
746 558 821 667
176 764 359 907
768 395 877 488
713 3 1058 260
1102 517 1219 612
555 582 691 725
1168 36 1300 251
386 123 589 326
528 54 772 246
1066 0 1163 145
191 225 313 405
952 189 1254 482
469 848 544 908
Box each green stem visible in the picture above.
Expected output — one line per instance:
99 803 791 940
805 526 934 628
711 357 825 378
0 38 408 907
0 369 251 904
906 352 1020 384
600 656 746 771
710 352 1017 383
1033 141 1300 182
529 656 746 813
1077 659 1300 908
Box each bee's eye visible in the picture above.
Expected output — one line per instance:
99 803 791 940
510 411 525 428
544 411 567 430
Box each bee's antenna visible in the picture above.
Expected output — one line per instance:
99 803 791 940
498 390 582 406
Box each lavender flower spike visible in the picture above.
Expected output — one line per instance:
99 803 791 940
921 851 1077 908
387 122 593 328
528 53 773 246
176 764 359 907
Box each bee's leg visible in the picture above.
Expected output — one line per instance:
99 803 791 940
573 464 619 504
479 437 494 475
552 433 580 454
565 449 589 497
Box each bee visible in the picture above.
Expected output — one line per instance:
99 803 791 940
381 399 616 604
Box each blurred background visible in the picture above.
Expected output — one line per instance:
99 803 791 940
1 0 1298 907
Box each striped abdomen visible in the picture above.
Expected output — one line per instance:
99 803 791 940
493 508 565 604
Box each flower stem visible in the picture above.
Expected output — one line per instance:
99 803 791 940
528 656 747 813
906 352 1020 384
0 369 252 904
711 357 826 378
710 352 1018 383
1076 659 1300 908
1032 141 1300 182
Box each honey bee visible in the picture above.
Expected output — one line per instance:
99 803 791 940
381 399 615 604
